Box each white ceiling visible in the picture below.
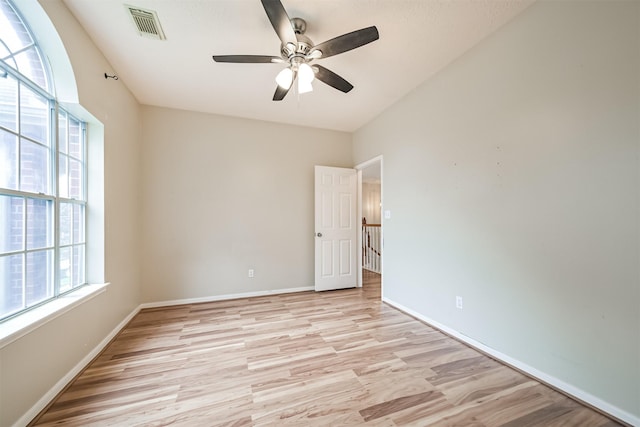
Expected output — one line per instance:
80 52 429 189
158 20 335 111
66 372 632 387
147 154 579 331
62 0 534 132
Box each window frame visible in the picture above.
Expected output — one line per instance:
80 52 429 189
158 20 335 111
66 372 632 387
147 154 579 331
0 0 88 323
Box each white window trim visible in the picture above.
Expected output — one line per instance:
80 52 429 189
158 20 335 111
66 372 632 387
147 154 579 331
0 282 109 349
0 0 106 349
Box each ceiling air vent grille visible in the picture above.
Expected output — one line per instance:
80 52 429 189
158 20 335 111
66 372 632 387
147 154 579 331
125 5 166 40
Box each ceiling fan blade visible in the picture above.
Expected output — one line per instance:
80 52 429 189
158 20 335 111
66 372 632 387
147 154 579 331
261 0 297 47
313 65 353 93
273 85 289 101
311 26 379 59
273 70 297 101
213 55 283 63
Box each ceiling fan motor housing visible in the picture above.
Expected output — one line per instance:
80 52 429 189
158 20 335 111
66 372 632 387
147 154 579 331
281 18 313 58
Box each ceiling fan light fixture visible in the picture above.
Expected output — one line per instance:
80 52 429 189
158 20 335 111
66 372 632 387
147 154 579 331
275 67 294 89
298 78 313 94
298 63 315 83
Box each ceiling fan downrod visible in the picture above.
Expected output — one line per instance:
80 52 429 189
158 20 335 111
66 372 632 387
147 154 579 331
280 18 318 59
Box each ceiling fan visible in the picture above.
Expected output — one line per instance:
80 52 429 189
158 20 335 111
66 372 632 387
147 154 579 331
212 0 379 101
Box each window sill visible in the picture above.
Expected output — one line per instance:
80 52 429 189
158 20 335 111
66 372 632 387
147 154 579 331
0 282 110 349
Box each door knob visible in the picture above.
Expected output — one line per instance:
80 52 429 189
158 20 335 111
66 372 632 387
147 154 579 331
316 232 322 237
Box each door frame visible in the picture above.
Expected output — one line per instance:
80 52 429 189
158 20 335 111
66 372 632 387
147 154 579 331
355 155 383 293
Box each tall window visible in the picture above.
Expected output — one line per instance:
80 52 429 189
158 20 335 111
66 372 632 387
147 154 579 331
0 0 87 321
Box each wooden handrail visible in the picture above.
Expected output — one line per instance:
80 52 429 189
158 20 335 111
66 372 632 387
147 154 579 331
362 224 381 227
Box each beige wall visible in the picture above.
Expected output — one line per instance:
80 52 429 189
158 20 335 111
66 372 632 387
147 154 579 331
0 1 142 426
353 0 639 422
140 106 352 303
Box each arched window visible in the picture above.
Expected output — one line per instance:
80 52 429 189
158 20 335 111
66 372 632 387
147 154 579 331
0 0 50 92
0 0 87 321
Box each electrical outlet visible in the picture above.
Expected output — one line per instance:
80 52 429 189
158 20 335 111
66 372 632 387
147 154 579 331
456 296 463 309
248 269 254 278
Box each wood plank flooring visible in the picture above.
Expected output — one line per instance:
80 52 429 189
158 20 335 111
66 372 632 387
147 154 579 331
31 271 624 426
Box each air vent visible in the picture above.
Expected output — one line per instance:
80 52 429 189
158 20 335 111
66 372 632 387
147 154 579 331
125 5 166 40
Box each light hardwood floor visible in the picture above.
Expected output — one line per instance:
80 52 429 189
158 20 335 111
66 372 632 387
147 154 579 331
31 271 624 426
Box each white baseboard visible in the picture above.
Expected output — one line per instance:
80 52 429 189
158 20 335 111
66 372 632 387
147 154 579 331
14 304 141 427
139 286 314 309
382 297 639 427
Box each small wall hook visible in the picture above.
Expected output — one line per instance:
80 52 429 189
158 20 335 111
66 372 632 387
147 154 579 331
104 73 119 80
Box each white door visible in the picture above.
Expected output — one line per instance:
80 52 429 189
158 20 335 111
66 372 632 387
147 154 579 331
314 165 357 291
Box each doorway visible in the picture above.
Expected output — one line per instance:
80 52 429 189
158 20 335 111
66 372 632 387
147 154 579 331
356 156 382 297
